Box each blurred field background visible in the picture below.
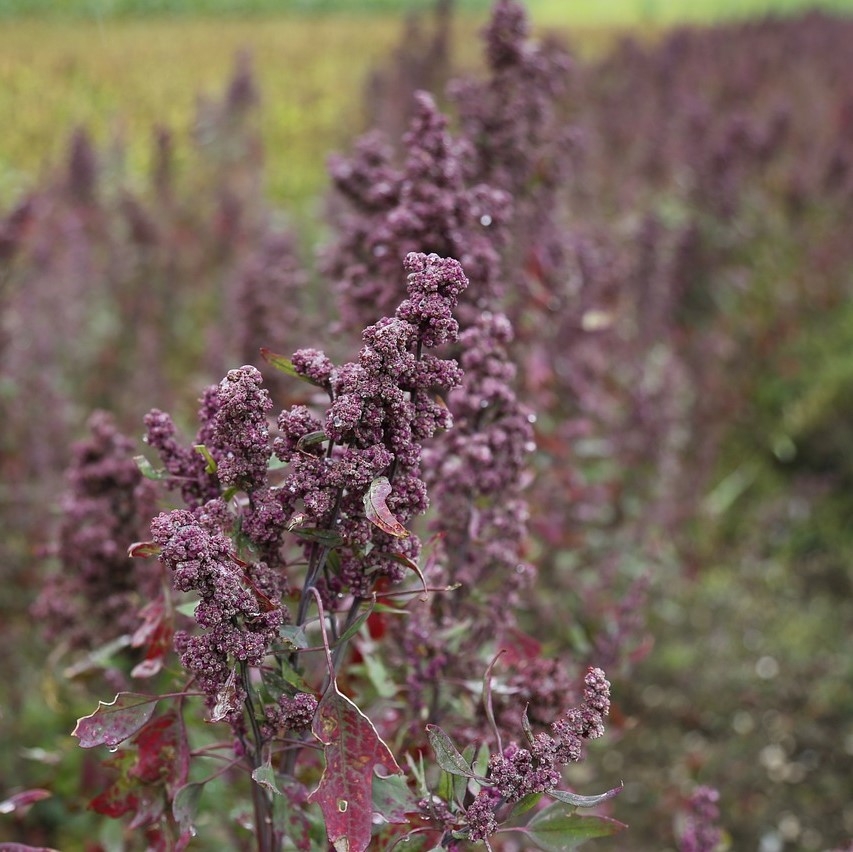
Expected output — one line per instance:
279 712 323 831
3 0 853 211
2 0 853 850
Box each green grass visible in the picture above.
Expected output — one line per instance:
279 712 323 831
0 0 851 21
1 0 852 213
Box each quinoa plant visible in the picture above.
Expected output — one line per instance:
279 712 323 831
60 252 622 851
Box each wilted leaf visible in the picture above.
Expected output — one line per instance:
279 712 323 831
425 725 476 778
308 682 403 852
364 477 409 538
512 801 627 851
0 789 52 815
73 693 158 749
547 784 623 809
210 668 241 723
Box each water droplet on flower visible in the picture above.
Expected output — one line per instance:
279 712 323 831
524 441 536 452
373 244 388 258
107 745 119 753
479 400 489 409
189 827 198 838
527 413 537 423
480 214 492 227
337 799 348 812
333 418 343 428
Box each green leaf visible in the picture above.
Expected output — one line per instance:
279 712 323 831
296 430 328 453
193 444 217 474
547 785 623 809
363 654 397 699
134 455 168 481
172 782 204 837
509 791 543 820
265 659 315 695
261 348 326 387
425 725 476 778
371 773 416 825
511 801 627 851
333 598 375 647
290 527 344 548
280 624 309 650
252 758 284 796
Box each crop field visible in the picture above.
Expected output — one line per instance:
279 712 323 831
2 1 853 851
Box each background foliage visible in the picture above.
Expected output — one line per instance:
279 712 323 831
2 0 853 850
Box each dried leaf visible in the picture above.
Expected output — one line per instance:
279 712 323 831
73 693 158 749
363 477 409 538
308 682 402 852
210 668 240 723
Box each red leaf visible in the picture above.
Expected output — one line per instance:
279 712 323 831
308 682 402 852
0 789 52 815
73 693 158 749
88 751 139 818
128 541 161 559
364 477 409 539
131 599 174 679
131 711 190 795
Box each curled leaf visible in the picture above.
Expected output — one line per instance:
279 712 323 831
127 541 161 559
547 784 623 809
364 476 409 538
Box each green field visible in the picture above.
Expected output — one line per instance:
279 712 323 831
1 0 852 212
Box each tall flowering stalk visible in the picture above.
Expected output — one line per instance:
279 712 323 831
68 253 620 851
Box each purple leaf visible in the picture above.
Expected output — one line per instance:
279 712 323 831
72 693 158 749
0 789 52 815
